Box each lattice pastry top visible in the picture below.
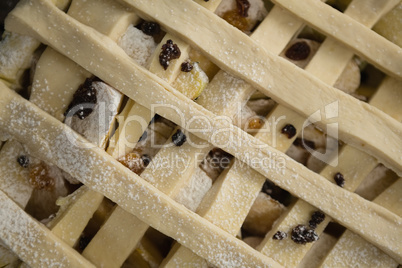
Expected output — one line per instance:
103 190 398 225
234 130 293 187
0 0 401 267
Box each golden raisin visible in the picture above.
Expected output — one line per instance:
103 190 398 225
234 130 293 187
222 10 250 32
29 163 55 191
118 151 145 174
248 118 263 130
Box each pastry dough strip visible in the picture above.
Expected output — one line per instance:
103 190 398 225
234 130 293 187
48 186 104 247
272 0 402 78
163 0 400 265
0 189 95 267
119 0 402 176
4 0 402 262
320 178 402 267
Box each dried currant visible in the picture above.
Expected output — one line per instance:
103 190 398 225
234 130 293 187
159 39 181 70
141 21 161 36
285 41 311 61
181 61 193 72
281 124 297 139
65 78 97 120
291 225 319 244
334 172 345 187
272 231 287 240
172 129 187 146
17 155 29 168
141 154 151 167
309 211 326 229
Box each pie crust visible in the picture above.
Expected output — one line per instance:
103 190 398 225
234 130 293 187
0 0 401 267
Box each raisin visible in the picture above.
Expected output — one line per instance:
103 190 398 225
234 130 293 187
281 124 297 139
236 0 250 17
141 21 161 36
17 155 29 168
159 39 181 70
272 231 287 240
181 62 193 72
65 78 97 120
172 129 187 146
309 211 326 229
29 163 55 191
285 41 311 61
141 154 151 167
291 225 319 244
334 172 345 187
222 10 249 32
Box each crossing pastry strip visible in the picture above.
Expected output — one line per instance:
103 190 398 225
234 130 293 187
121 0 402 176
320 178 402 267
82 205 148 267
259 76 402 267
48 186 104 247
0 189 95 267
163 0 398 265
272 0 402 78
305 0 400 85
5 0 402 262
0 84 281 268
162 162 266 267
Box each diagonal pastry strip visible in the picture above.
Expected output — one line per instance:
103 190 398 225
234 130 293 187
0 189 95 267
272 0 402 78
3 0 402 262
0 83 280 268
110 0 402 175
320 178 402 267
